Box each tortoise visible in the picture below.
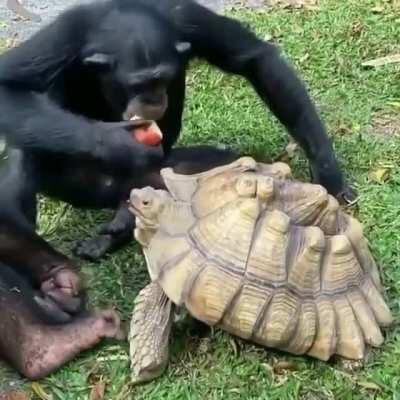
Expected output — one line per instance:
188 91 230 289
127 157 393 384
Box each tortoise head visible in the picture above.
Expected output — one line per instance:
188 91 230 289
129 186 170 235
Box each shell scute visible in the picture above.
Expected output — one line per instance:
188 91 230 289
285 302 317 355
186 263 242 326
254 290 300 349
307 298 337 360
245 210 289 285
221 283 273 339
333 296 365 359
189 198 260 273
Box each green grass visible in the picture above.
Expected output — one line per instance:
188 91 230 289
1 0 400 398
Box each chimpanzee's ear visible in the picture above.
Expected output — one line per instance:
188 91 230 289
82 53 115 69
175 42 191 55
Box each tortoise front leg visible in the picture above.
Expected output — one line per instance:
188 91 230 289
129 282 174 384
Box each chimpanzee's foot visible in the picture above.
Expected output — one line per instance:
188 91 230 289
17 309 124 380
38 266 83 319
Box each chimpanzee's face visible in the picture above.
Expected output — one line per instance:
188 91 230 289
82 9 191 122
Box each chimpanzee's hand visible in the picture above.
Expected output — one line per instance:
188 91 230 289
95 121 164 170
309 157 358 206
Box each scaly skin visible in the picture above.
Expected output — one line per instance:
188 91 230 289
129 282 174 384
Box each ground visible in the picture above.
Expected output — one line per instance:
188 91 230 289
0 0 263 41
0 0 400 399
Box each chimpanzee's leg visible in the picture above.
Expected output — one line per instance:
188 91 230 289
0 148 83 314
0 262 124 380
0 148 124 380
32 154 138 260
0 147 38 228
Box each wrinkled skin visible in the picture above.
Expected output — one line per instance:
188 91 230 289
0 260 124 380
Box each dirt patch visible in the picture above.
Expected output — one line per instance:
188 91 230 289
225 0 320 10
0 0 272 43
370 112 400 138
268 0 319 8
1 0 319 44
0 364 26 398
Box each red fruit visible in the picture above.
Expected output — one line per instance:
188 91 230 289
133 122 163 146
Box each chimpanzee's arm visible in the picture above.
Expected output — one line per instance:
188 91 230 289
166 0 351 199
0 87 104 158
0 5 106 159
0 86 163 168
0 4 160 168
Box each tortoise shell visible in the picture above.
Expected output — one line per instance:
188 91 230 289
129 157 392 360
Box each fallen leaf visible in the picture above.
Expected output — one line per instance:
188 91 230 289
90 381 106 400
229 338 239 357
336 123 352 136
357 380 381 391
369 167 391 183
353 123 361 133
371 112 400 137
269 0 320 10
273 360 298 374
298 53 310 63
362 54 400 67
370 5 385 12
338 357 365 371
264 33 273 41
4 36 20 49
351 21 364 37
387 101 400 108
114 384 131 400
276 141 299 162
285 141 299 157
6 0 41 22
261 362 274 374
95 354 129 362
31 383 51 400
0 390 30 400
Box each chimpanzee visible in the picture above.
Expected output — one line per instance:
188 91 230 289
0 0 354 258
0 0 354 378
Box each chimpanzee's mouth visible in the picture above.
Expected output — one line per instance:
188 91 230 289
128 114 150 124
